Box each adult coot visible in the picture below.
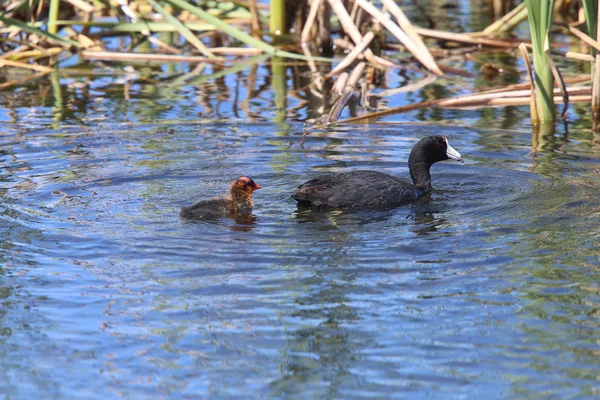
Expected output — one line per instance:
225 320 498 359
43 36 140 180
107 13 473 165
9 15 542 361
180 176 261 220
292 136 462 209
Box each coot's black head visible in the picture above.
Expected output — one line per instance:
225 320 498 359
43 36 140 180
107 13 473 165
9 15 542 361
408 136 462 192
410 136 462 165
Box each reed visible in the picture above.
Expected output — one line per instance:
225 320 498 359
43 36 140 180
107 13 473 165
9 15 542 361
269 0 286 35
48 0 60 34
581 0 599 125
525 0 556 124
581 0 597 59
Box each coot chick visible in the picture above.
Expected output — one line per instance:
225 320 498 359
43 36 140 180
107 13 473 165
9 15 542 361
292 136 462 209
180 176 261 220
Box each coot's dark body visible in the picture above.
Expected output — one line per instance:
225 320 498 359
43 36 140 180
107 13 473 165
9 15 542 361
180 176 261 220
293 170 423 208
292 136 462 209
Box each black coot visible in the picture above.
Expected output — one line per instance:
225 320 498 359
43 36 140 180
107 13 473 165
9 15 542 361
292 136 462 209
180 176 261 220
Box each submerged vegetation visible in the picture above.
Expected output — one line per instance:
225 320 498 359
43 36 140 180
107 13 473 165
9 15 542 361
0 0 598 130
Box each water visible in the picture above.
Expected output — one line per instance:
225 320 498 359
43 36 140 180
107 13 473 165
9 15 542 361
2 2 600 394
1 113 600 398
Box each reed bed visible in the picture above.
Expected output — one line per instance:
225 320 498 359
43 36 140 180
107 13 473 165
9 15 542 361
0 0 598 129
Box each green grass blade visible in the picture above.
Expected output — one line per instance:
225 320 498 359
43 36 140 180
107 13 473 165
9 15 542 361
163 0 333 62
0 14 82 48
146 0 217 59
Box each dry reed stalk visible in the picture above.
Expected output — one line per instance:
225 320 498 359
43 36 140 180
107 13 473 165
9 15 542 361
467 95 591 107
335 91 591 125
437 86 590 108
325 31 374 78
0 58 53 72
347 60 365 86
327 0 391 68
379 0 441 74
355 0 442 75
331 38 403 69
335 78 592 124
349 0 360 22
560 51 595 62
332 72 349 94
209 47 263 55
3 47 64 61
474 75 590 95
301 0 322 43
81 50 227 63
519 43 538 123
415 27 522 48
568 23 600 51
64 0 95 12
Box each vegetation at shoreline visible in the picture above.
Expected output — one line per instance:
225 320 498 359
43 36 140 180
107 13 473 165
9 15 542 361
0 0 598 130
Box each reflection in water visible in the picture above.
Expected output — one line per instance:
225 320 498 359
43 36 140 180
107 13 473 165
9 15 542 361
272 272 359 398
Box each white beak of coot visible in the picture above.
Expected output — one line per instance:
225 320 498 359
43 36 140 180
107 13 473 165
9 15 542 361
445 142 462 162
